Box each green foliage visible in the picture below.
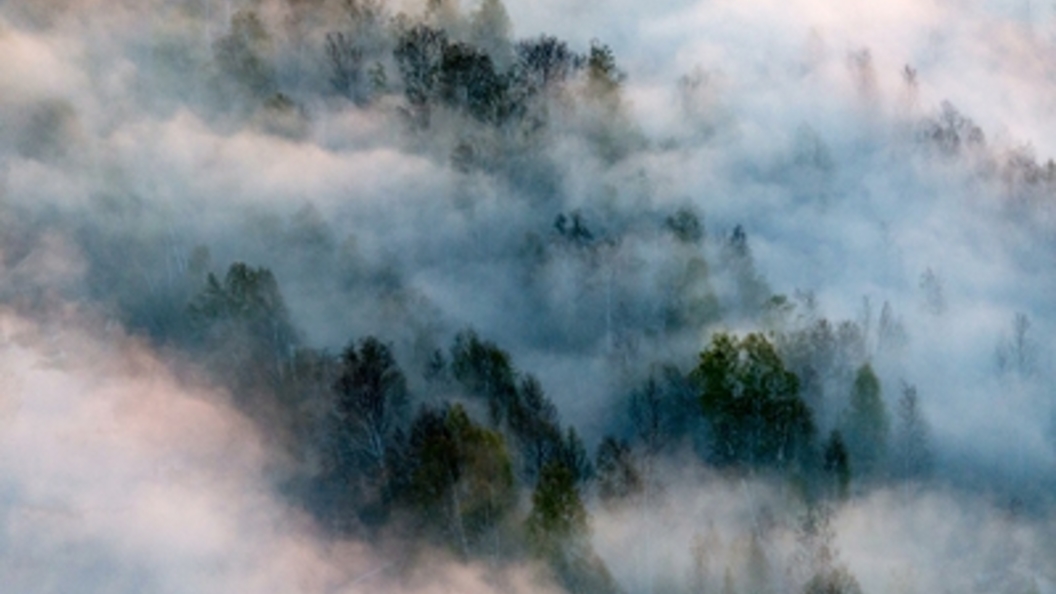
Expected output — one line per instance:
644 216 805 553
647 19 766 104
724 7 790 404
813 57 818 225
507 374 563 479
526 461 589 554
396 404 516 553
692 332 815 468
437 42 510 123
841 363 889 480
514 35 580 91
822 430 851 500
559 426 593 485
586 40 623 100
450 330 519 425
394 24 448 122
333 337 409 473
595 436 642 505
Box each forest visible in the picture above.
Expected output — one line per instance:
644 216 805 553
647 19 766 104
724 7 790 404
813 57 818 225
0 0 1054 593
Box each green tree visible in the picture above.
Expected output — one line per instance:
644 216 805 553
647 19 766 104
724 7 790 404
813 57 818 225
692 332 815 468
508 374 563 479
394 24 448 125
396 404 516 555
585 40 623 101
437 42 509 123
526 462 588 551
594 436 642 505
514 35 578 92
892 381 931 481
841 363 889 481
450 330 519 426
527 461 619 594
821 430 850 500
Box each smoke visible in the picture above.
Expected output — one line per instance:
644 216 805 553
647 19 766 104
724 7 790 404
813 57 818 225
0 303 563 593
1 0 1055 591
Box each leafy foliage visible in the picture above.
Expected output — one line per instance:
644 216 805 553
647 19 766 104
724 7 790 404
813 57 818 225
595 436 642 505
693 332 815 468
333 337 409 473
393 404 516 554
841 364 889 481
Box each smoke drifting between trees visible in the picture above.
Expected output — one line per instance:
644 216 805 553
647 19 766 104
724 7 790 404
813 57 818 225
2 0 1055 593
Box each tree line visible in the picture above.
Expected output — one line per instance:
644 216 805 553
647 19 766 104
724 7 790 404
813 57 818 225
177 253 932 594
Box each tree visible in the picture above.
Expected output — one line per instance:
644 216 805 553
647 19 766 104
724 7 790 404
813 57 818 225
996 312 1036 376
841 364 888 482
794 506 863 594
333 337 409 474
325 32 367 104
720 225 770 317
692 332 815 468
396 404 516 555
821 430 850 500
803 568 863 594
508 374 563 480
559 426 593 485
920 100 985 156
527 461 619 594
437 41 509 123
527 462 588 551
514 35 579 93
918 267 945 315
876 301 907 355
450 330 519 426
213 9 276 98
665 207 705 244
585 40 623 101
188 262 299 393
891 382 931 481
394 24 448 125
594 436 642 505
630 376 666 456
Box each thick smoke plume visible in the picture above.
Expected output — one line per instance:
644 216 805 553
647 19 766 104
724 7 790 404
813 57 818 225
1 0 1054 592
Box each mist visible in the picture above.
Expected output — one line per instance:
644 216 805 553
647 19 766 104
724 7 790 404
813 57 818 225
1 0 1054 592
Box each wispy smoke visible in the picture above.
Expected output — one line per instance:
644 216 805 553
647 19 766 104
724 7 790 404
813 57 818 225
1 0 1054 592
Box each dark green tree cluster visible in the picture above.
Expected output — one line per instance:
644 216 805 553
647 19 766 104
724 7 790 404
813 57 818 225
209 0 630 171
692 332 815 469
390 21 612 131
445 330 592 484
162 227 932 594
218 319 616 589
386 403 516 555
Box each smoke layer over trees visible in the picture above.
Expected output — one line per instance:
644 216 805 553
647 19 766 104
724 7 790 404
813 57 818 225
0 0 1055 592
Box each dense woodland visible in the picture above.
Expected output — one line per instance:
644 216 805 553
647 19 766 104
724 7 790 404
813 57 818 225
1 0 1054 593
